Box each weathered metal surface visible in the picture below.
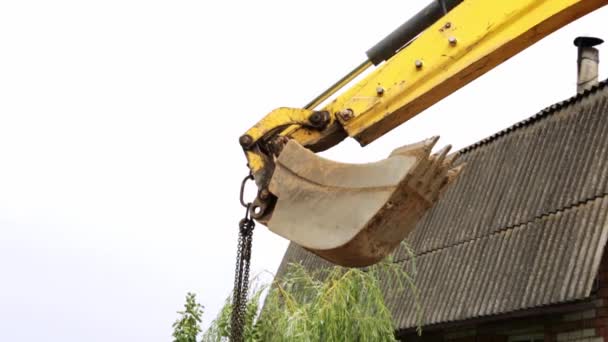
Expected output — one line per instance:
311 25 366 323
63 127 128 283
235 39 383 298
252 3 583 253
274 80 608 329
267 137 462 267
393 197 608 328
242 0 608 201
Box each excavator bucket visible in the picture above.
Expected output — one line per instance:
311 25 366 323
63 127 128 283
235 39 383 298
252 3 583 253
267 137 463 267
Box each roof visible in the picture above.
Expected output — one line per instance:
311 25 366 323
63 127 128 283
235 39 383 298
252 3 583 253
274 80 608 331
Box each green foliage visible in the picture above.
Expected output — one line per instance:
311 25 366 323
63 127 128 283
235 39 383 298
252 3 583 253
201 246 420 342
175 244 421 342
173 292 204 342
253 259 418 342
201 286 265 342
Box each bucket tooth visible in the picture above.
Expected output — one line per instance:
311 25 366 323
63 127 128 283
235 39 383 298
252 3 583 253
422 144 452 184
427 154 463 202
265 137 462 267
390 135 439 159
444 163 465 190
443 151 460 166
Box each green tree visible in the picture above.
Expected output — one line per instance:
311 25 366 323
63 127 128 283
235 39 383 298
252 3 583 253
173 292 204 342
174 246 420 341
202 256 420 341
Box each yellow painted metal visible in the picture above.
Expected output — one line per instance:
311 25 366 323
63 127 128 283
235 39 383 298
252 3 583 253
287 0 608 147
237 0 608 266
242 0 607 183
242 107 314 174
245 150 265 175
245 107 314 143
304 60 373 110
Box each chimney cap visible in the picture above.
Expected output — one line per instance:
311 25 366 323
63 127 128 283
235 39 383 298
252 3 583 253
574 36 604 48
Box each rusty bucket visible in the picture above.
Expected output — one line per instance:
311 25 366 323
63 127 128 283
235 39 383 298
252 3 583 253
265 137 463 267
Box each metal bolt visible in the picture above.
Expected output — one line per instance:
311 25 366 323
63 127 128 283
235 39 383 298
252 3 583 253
309 112 322 124
444 22 451 29
308 111 330 128
259 189 270 200
415 59 423 69
448 37 457 46
376 86 385 96
239 134 254 148
336 108 354 122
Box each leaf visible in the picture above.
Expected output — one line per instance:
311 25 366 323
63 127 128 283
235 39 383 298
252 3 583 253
201 253 421 342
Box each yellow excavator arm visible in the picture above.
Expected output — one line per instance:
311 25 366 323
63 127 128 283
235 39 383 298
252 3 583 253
238 0 608 267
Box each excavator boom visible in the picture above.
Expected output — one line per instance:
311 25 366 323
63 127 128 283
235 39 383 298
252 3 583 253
239 0 608 267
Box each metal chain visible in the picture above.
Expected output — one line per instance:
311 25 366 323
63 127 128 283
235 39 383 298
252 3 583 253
231 173 256 342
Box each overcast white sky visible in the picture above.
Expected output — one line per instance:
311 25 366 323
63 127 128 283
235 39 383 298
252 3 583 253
1 1 608 341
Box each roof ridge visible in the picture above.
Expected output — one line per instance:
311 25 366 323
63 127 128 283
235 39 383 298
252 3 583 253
458 79 608 155
400 191 608 261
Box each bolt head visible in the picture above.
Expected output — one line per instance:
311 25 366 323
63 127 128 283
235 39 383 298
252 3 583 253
376 86 385 96
336 109 354 121
448 37 457 45
239 134 254 148
444 22 451 29
259 189 270 200
415 60 423 68
308 111 329 128
310 112 321 123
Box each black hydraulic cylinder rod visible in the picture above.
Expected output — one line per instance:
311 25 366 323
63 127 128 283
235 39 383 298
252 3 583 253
304 0 463 109
366 0 463 65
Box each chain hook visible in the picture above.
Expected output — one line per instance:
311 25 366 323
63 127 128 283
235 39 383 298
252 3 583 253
239 172 254 208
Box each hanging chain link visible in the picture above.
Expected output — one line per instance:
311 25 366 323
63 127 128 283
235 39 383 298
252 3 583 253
231 173 256 342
